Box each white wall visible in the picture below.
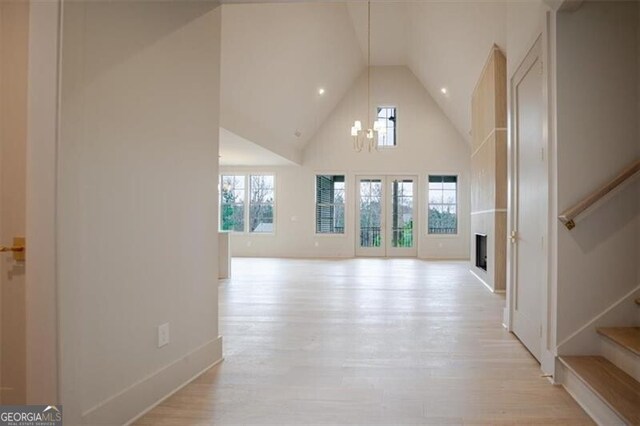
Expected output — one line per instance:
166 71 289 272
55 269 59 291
222 66 470 260
58 2 222 424
555 1 640 347
26 0 59 404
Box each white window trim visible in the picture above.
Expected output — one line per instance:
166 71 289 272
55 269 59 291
219 172 277 236
376 105 398 149
314 172 348 237
426 173 459 237
219 174 247 234
248 173 276 236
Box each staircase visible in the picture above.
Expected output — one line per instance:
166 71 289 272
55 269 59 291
558 298 640 425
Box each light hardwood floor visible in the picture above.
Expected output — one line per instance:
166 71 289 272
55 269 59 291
136 258 592 425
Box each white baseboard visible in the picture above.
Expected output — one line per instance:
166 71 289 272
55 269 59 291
557 283 640 356
469 269 501 293
82 336 223 426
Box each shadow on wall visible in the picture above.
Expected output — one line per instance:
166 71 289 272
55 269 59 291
570 177 640 252
72 1 218 84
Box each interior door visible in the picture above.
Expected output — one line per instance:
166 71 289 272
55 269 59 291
356 177 385 257
0 0 29 404
356 176 417 257
511 37 544 362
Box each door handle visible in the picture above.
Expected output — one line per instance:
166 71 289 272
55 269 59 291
0 237 25 261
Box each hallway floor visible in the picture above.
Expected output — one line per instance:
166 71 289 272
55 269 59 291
136 258 591 425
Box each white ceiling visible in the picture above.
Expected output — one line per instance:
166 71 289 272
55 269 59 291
219 128 295 166
220 1 508 161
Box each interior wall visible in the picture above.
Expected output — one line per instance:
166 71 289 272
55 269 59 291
58 2 222 424
222 66 470 260
26 0 59 404
555 1 640 348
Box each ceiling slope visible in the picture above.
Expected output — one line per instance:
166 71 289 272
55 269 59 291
220 2 364 163
406 1 507 142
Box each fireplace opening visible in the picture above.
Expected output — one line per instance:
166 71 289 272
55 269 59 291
475 233 487 271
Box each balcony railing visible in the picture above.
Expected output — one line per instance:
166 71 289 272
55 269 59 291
360 227 381 247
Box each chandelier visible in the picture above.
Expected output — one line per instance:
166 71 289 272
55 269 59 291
350 0 386 152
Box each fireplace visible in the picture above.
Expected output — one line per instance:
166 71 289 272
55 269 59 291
475 233 487 271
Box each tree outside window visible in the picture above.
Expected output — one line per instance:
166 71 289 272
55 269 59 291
220 175 245 232
428 175 457 234
249 175 275 233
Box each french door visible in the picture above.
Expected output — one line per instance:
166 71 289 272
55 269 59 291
356 175 418 257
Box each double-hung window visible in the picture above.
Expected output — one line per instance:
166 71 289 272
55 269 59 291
428 175 458 234
315 175 345 234
249 175 275 233
219 174 275 233
220 175 246 232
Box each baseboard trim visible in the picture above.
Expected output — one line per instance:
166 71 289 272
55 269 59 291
557 283 640 351
82 336 223 426
469 269 503 293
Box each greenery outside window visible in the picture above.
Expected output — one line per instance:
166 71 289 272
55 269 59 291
428 175 457 234
220 175 246 232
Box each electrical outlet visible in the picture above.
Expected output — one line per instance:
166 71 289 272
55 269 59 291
314 241 319 247
158 323 170 348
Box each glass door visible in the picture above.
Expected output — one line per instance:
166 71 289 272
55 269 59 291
356 176 417 257
356 177 385 256
387 177 417 257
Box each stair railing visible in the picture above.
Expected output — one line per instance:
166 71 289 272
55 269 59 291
558 159 640 230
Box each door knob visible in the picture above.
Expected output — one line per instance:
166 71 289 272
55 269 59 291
0 237 25 261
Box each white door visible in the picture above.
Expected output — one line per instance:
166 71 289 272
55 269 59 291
356 176 417 257
511 37 545 362
0 0 29 403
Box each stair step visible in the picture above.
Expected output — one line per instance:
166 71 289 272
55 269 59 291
597 327 640 357
560 356 640 425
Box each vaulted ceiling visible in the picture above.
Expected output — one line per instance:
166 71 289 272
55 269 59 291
219 1 507 164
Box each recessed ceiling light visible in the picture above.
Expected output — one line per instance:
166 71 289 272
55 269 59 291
318 88 326 96
441 87 448 95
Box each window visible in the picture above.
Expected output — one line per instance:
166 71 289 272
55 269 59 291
428 175 457 234
316 175 345 234
249 175 275 233
220 175 246 232
376 106 396 147
219 174 275 233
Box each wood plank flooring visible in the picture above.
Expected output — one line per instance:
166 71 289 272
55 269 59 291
560 356 640 425
597 327 640 357
136 258 592 425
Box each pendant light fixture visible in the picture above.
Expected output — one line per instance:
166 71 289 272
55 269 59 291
350 0 386 152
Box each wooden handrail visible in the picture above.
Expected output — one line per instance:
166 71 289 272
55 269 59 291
558 159 640 230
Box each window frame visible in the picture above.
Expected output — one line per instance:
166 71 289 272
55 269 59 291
219 174 247 234
218 172 276 236
426 174 459 237
248 173 276 235
376 106 397 149
314 173 347 236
